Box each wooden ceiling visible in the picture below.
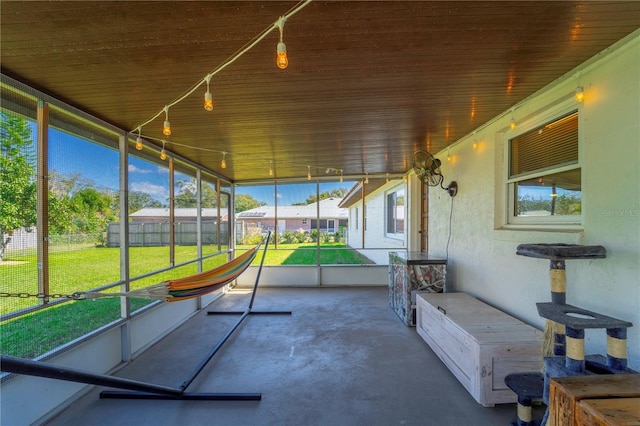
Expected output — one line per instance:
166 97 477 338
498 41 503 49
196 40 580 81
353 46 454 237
2 1 639 182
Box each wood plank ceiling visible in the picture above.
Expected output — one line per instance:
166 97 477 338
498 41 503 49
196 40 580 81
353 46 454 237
2 1 639 182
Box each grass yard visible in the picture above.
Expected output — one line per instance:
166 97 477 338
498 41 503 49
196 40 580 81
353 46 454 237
0 242 372 358
238 242 374 265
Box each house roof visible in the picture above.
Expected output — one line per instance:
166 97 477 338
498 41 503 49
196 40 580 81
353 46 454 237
130 208 219 218
237 197 348 219
338 179 389 208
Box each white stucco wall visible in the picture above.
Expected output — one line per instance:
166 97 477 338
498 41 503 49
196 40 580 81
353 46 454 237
344 180 411 264
428 30 640 370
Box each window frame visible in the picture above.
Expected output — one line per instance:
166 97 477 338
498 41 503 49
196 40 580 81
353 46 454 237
504 99 583 227
385 185 406 239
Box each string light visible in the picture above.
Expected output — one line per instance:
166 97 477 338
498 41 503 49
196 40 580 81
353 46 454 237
160 141 167 160
221 152 227 169
575 86 584 103
307 165 311 180
135 127 143 151
276 16 288 69
162 106 171 136
204 74 214 111
132 1 312 149
339 169 343 183
269 160 274 176
365 173 369 184
509 109 516 130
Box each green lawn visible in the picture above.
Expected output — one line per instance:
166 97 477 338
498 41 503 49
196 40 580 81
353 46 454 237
0 243 372 358
238 242 374 265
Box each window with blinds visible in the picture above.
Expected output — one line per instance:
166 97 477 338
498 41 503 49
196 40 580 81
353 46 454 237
507 110 581 223
510 111 578 178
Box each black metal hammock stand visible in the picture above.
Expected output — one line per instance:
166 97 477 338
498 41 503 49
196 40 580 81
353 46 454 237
1 231 292 401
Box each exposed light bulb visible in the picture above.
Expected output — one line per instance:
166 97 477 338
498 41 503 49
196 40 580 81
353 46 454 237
160 141 167 160
386 173 389 183
204 75 214 111
339 170 343 183
365 173 369 184
221 152 227 169
269 161 274 176
204 91 213 111
510 118 516 130
472 141 478 150
135 128 143 151
162 107 171 136
277 42 288 69
307 166 311 181
276 17 288 69
575 86 584 103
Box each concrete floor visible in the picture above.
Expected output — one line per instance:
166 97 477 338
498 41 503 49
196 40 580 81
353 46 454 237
46 287 533 426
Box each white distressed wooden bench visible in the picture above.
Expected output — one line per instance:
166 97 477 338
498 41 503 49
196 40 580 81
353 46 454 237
416 292 543 407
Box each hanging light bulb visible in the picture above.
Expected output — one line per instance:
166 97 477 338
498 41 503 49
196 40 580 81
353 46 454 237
386 173 389 184
269 160 274 176
135 127 143 151
276 17 288 69
307 165 311 181
160 141 167 161
510 117 516 130
221 152 227 169
204 75 214 111
277 42 288 69
339 170 343 183
575 86 584 103
162 106 171 136
365 173 369 184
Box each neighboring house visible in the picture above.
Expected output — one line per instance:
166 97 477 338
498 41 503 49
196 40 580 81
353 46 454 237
236 197 348 236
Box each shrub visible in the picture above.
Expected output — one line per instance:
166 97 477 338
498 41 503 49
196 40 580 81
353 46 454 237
294 231 308 243
279 231 295 244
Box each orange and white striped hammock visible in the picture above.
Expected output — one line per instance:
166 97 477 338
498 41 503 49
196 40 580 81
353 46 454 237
80 244 260 303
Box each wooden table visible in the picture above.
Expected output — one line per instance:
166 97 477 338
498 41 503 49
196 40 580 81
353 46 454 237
548 374 640 426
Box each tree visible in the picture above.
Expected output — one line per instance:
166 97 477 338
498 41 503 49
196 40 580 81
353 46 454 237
70 187 116 235
0 112 37 261
235 194 266 213
125 191 164 214
174 178 220 208
292 188 349 206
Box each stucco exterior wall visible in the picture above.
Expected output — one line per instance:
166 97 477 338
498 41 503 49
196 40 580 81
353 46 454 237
345 181 409 264
427 30 640 370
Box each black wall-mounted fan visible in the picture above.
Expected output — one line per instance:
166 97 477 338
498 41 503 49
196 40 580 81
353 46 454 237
413 150 458 197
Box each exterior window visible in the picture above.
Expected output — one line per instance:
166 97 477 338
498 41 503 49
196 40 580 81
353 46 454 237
507 111 581 224
354 207 359 230
302 219 307 225
386 188 405 237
